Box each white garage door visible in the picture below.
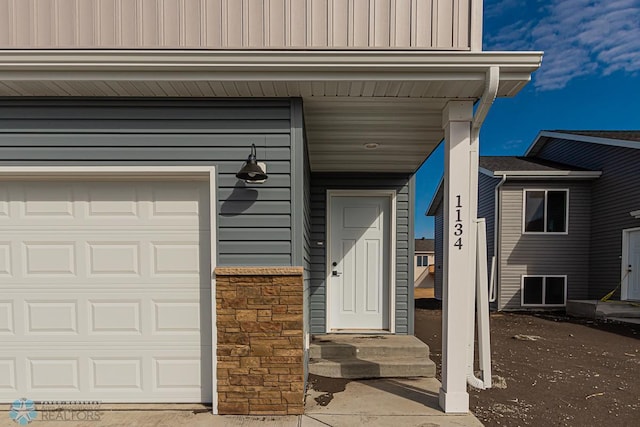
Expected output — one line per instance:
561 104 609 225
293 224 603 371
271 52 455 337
0 179 212 403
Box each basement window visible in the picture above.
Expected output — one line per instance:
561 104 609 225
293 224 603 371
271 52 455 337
523 189 568 233
521 276 567 307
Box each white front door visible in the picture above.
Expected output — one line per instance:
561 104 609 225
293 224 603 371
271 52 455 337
329 194 390 331
626 230 640 301
0 179 212 403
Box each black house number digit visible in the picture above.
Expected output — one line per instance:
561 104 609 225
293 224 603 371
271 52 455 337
453 194 463 250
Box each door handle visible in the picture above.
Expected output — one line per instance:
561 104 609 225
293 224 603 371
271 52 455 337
332 271 342 277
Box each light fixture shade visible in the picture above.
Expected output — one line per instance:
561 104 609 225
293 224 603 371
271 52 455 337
236 144 268 182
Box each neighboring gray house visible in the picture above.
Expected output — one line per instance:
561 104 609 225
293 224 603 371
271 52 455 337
428 131 640 310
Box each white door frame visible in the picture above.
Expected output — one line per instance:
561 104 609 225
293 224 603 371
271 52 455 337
325 189 396 333
621 226 640 301
0 166 218 412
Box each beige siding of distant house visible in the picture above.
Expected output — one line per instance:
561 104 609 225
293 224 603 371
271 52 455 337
414 252 434 288
499 181 591 310
0 0 478 50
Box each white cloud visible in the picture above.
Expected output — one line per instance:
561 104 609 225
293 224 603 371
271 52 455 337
485 0 640 90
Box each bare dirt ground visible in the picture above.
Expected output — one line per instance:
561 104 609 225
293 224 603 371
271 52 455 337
414 299 640 427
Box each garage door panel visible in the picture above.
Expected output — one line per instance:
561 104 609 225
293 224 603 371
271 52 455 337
0 179 212 403
1 290 211 342
0 181 209 227
0 348 212 402
0 233 207 283
0 301 13 334
0 358 16 392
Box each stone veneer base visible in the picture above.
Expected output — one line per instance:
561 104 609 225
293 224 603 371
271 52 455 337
215 266 304 415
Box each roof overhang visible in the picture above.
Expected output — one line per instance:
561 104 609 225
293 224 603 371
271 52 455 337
479 167 602 179
0 50 543 173
631 210 640 219
526 130 640 157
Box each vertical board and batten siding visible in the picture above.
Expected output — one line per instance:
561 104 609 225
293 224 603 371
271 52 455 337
498 181 591 310
308 173 412 334
535 138 640 299
0 0 477 50
0 99 295 266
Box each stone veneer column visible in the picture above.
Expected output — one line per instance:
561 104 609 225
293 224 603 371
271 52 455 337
215 267 304 415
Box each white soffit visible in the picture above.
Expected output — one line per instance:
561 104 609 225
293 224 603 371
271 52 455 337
305 97 446 172
0 50 543 173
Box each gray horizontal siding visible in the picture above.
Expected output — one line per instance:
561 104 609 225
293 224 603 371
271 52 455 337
499 181 591 310
0 99 294 267
308 173 412 335
535 138 640 299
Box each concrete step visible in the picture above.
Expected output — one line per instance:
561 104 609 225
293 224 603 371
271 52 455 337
309 356 436 379
309 335 430 360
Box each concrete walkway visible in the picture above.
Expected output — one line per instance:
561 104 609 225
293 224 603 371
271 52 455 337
303 377 482 426
0 378 482 426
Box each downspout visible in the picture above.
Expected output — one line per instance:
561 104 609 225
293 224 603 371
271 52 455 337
467 66 499 390
490 174 507 303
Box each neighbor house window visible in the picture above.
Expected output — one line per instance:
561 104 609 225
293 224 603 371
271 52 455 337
523 189 568 233
521 276 566 306
416 256 429 267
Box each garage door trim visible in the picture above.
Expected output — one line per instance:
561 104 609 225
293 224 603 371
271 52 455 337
0 165 218 413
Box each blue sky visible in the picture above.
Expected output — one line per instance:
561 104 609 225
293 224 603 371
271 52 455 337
415 0 640 238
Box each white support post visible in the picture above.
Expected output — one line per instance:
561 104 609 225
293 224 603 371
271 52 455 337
439 100 474 413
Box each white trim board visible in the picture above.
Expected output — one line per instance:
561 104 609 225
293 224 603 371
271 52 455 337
325 189 397 334
520 275 568 307
526 131 640 157
621 227 640 301
521 188 570 235
0 165 218 412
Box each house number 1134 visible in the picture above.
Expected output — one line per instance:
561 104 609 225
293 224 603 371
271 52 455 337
453 195 463 250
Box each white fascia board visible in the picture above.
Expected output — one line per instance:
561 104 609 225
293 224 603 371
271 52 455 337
0 50 543 83
425 177 444 217
490 170 602 179
631 210 640 219
526 131 640 156
479 167 496 177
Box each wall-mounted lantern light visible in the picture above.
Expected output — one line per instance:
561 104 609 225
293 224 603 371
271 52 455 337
236 143 268 183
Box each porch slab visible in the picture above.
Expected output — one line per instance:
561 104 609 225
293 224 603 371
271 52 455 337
309 335 436 379
567 300 640 320
305 377 483 426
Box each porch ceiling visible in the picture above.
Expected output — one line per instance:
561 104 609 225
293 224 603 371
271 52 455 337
304 98 446 172
0 50 543 173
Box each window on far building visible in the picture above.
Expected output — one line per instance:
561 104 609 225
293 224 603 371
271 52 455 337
524 189 568 233
522 276 566 306
416 255 429 267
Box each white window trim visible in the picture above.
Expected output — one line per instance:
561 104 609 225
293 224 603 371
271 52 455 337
325 189 397 333
522 189 570 235
621 227 640 301
520 275 568 307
